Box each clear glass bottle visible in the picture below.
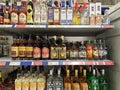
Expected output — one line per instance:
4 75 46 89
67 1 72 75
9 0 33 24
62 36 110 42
3 37 9 57
54 6 60 25
29 74 37 90
15 74 22 90
93 40 99 60
103 40 108 60
0 2 4 24
98 40 104 60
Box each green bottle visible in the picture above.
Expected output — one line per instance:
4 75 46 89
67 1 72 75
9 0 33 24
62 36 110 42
99 69 108 90
89 69 100 90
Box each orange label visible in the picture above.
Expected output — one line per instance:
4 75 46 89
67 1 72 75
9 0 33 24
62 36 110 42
11 47 19 57
80 83 88 90
64 83 71 90
37 82 45 90
87 45 92 59
72 83 80 90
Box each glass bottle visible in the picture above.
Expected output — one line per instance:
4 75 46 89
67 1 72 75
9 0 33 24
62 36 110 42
50 36 58 60
21 74 29 90
79 41 87 60
26 34 33 60
48 0 54 25
27 0 34 24
34 0 40 24
33 35 41 60
64 69 71 90
4 79 14 90
58 36 66 60
86 40 93 60
3 1 10 24
0 37 3 57
103 40 108 60
0 2 4 24
93 40 99 60
11 37 19 60
0 71 4 90
98 40 104 60
15 74 22 90
66 42 71 59
29 74 37 90
72 69 80 90
19 1 27 25
11 1 18 24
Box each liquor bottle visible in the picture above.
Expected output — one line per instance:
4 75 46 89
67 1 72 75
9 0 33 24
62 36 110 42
11 37 19 60
66 42 71 59
26 34 33 60
0 71 4 90
19 1 27 25
4 78 14 90
58 36 66 60
27 0 34 24
54 68 63 90
50 36 58 60
87 66 93 81
48 0 54 25
2 36 9 57
93 40 99 60
42 37 50 60
0 37 3 57
79 66 83 81
89 69 99 90
72 69 80 90
99 69 108 90
0 2 4 24
11 1 18 24
18 35 26 60
98 40 104 60
79 41 87 60
80 69 89 90
70 42 79 60
47 69 54 90
37 72 46 90
33 35 41 60
15 74 22 90
34 0 40 24
66 0 73 24
103 40 108 60
3 1 10 24
64 69 71 90
40 3 47 24
60 0 67 24
86 40 93 60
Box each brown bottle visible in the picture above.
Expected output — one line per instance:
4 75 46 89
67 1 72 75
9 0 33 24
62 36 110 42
11 37 19 60
33 35 41 60
26 35 33 60
18 35 26 60
42 36 50 60
66 42 71 60
50 36 58 60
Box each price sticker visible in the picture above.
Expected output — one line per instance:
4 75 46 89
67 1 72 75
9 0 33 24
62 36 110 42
32 61 42 66
9 62 20 66
82 62 85 65
103 61 106 65
96 62 99 65
0 62 6 66
93 62 96 65
48 62 59 65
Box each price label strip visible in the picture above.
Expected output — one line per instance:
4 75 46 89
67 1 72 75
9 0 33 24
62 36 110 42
32 61 42 66
0 62 6 66
48 61 59 65
9 61 20 66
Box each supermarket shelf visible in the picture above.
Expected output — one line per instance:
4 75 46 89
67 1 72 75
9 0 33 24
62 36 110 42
1 25 114 36
0 59 114 66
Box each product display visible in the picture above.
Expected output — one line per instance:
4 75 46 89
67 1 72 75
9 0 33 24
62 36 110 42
0 0 110 25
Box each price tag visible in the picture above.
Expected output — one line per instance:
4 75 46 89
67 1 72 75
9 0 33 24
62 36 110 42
103 25 113 28
9 62 20 66
16 25 26 28
103 61 106 65
32 61 42 66
93 62 96 65
96 62 99 65
0 62 6 66
48 62 59 65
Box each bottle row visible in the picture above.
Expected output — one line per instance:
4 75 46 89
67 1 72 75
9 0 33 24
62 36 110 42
0 0 110 25
0 66 109 90
11 35 108 60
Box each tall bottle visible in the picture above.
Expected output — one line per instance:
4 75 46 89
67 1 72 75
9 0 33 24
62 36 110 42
26 34 33 60
103 40 108 60
93 40 99 60
0 2 4 24
27 0 34 24
19 1 27 25
79 41 87 60
15 74 22 90
0 37 3 57
11 1 18 24
3 1 11 24
47 69 55 90
86 40 93 60
34 0 40 24
66 42 71 59
64 69 71 90
98 40 104 60
60 0 67 24
50 36 58 60
72 69 80 90
0 71 3 90
54 68 63 90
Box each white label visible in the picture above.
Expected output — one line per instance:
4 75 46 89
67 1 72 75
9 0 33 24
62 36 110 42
67 8 73 24
34 8 40 23
41 7 47 23
17 2 21 6
54 9 59 22
19 13 26 24
11 12 18 23
61 9 66 24
22 88 28 90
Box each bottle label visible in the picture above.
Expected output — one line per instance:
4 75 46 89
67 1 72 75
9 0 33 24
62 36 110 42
70 50 78 58
15 82 21 90
73 83 80 90
19 13 26 24
51 47 58 59
18 46 26 57
11 46 18 57
80 83 88 90
93 46 99 58
22 82 29 90
66 50 70 59
34 7 40 23
61 8 66 24
79 50 87 58
37 82 45 90
55 81 63 90
98 47 104 58
30 82 36 90
64 83 71 90
42 47 49 58
3 45 9 56
11 12 18 23
87 45 92 59
54 9 59 23
4 13 10 23
33 47 41 58
59 47 66 59
0 45 2 55
41 7 47 23
48 8 54 22
26 46 33 57
67 8 73 24
27 5 33 23
47 82 54 90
